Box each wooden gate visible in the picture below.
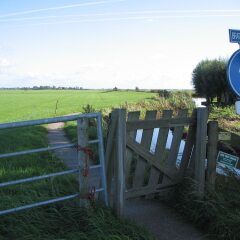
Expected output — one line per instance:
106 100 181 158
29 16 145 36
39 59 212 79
106 108 216 217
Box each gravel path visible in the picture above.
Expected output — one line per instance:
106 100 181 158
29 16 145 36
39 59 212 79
47 122 208 240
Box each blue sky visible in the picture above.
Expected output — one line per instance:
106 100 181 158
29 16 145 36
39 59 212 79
0 0 239 89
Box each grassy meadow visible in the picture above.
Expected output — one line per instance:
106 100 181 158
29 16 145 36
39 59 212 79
0 90 156 123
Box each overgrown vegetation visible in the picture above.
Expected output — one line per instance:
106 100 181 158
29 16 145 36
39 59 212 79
64 91 195 148
121 90 194 115
173 177 240 240
0 203 154 240
209 105 240 133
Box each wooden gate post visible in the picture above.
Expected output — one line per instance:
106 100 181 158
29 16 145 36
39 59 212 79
194 108 208 196
77 117 89 207
206 121 218 190
106 110 118 200
113 109 126 217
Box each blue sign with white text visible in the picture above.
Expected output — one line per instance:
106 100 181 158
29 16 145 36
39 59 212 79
227 49 240 97
229 29 240 43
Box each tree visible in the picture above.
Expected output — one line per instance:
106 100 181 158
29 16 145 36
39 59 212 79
192 58 235 105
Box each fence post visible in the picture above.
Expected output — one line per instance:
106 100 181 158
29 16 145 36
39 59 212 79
77 117 89 207
106 111 118 201
113 109 126 217
206 121 218 190
194 108 208 196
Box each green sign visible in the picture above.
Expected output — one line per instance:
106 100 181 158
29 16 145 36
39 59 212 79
217 151 239 168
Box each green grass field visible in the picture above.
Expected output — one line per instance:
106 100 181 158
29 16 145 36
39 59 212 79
0 90 156 123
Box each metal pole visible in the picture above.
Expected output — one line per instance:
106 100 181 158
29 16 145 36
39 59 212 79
96 113 109 206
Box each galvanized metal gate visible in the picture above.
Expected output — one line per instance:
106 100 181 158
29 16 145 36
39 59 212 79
0 112 108 215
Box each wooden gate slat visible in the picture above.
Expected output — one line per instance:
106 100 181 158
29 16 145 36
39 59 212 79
113 109 126 217
194 108 208 196
132 111 157 189
165 109 188 176
146 110 173 199
155 110 173 158
178 109 197 181
106 111 118 197
125 111 140 188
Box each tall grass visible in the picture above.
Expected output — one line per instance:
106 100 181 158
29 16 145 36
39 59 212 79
173 177 240 240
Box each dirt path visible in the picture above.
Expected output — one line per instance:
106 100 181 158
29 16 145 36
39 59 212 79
47 122 208 240
125 199 208 240
47 122 100 187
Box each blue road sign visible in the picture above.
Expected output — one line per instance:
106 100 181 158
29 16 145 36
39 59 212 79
227 49 240 97
229 29 240 43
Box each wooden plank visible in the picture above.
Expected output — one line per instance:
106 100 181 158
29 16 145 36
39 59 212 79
132 111 157 189
165 110 188 176
77 118 89 207
127 117 195 131
194 108 208 196
146 110 173 199
105 111 118 168
126 182 177 199
161 110 187 188
155 110 173 162
105 110 118 200
126 137 176 179
125 112 140 189
206 121 218 190
178 109 197 180
113 109 126 217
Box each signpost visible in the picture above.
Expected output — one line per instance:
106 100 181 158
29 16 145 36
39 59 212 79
228 29 240 114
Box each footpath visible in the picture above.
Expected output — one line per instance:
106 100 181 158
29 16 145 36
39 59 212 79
47 122 208 240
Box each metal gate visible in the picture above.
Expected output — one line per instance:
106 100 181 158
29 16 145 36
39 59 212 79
0 112 108 215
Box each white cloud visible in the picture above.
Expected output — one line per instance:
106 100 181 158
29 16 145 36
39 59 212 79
0 58 11 68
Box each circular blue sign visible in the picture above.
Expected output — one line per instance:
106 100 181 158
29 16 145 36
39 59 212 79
227 49 240 97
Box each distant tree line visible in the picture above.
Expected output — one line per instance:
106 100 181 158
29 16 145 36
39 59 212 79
192 58 236 105
0 86 84 90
